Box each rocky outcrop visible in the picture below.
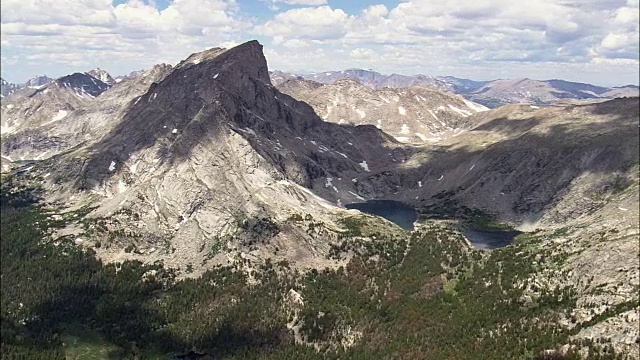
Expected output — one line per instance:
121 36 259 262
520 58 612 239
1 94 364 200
18 40 404 274
277 78 488 143
0 65 172 161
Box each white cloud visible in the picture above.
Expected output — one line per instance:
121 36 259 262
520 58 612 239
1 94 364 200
257 6 350 41
350 48 376 59
1 0 250 81
1 0 115 26
267 0 327 5
0 0 638 86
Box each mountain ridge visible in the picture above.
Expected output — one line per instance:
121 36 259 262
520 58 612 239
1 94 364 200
270 69 639 108
1 40 638 358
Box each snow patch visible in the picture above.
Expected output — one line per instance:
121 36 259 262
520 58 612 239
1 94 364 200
214 73 219 79
398 106 406 116
325 177 333 188
418 181 422 188
359 161 370 172
530 105 540 109
437 175 443 181
324 177 339 193
448 104 472 117
348 191 365 201
39 110 68 127
428 109 439 121
52 110 68 122
394 136 410 142
108 161 116 172
469 164 476 171
400 124 410 134
463 99 489 112
118 180 127 193
415 133 428 141
172 128 178 134
355 109 366 118
6 104 14 109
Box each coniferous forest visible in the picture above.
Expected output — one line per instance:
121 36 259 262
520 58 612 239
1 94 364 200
0 178 630 359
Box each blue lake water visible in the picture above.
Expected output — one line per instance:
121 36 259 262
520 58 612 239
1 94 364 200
345 200 418 230
460 228 522 250
346 200 521 249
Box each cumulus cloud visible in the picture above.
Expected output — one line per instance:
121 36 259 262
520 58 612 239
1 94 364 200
1 0 638 86
265 0 327 5
1 0 250 81
257 6 350 41
1 0 115 26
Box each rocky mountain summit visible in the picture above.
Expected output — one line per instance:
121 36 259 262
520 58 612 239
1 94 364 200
1 65 171 161
1 41 638 358
1 75 54 97
25 75 53 89
277 77 489 142
3 40 406 273
0 78 20 98
87 68 116 86
276 69 639 108
55 72 110 98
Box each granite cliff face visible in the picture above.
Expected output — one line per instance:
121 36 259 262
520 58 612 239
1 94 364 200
1 41 637 356
7 41 404 273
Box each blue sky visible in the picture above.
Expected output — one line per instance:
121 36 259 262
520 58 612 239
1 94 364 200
1 0 638 86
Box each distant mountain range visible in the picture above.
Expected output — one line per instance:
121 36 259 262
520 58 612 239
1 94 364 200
1 75 54 97
1 70 116 99
277 77 489 143
271 69 639 108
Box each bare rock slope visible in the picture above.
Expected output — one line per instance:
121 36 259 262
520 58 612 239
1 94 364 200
277 78 488 143
17 41 405 274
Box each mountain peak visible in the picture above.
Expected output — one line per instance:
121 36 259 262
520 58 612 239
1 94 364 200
87 68 115 85
25 75 53 88
175 40 271 87
56 72 110 98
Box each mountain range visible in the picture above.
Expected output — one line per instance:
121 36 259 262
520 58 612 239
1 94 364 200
1 41 638 358
1 75 54 97
276 77 489 142
271 69 639 108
